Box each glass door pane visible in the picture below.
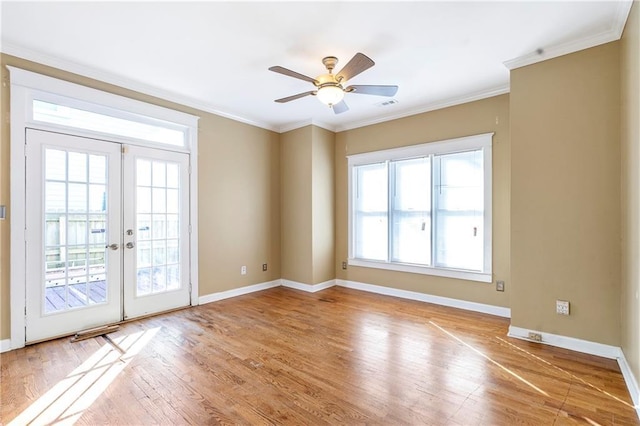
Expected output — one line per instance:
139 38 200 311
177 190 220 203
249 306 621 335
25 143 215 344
43 149 109 313
135 159 181 295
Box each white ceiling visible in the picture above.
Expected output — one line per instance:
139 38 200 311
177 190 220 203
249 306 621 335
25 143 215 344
0 1 632 132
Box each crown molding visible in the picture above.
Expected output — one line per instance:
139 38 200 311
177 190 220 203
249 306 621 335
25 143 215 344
1 42 279 132
277 118 335 134
504 0 632 70
1 42 509 136
333 84 510 133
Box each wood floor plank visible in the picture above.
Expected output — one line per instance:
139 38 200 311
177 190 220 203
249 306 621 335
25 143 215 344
1 286 638 425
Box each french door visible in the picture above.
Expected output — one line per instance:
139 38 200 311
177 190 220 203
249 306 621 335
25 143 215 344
25 129 191 343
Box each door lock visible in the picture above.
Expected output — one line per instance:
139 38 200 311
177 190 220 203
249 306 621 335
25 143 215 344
126 242 135 249
106 243 119 250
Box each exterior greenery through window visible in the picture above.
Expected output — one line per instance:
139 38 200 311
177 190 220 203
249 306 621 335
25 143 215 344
348 133 493 283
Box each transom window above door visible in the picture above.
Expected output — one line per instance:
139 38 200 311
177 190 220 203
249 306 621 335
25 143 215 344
33 99 187 147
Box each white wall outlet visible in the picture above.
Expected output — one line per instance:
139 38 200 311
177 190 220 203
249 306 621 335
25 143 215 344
556 300 570 315
528 332 542 342
241 265 247 275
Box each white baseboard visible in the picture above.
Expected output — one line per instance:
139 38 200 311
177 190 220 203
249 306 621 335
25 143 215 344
1 339 12 353
199 279 281 305
617 351 640 417
336 279 511 318
507 326 621 359
281 279 336 293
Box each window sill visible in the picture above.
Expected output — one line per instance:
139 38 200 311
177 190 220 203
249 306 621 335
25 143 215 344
347 259 492 283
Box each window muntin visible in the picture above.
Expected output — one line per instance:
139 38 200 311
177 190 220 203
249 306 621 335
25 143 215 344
33 100 186 147
348 133 492 282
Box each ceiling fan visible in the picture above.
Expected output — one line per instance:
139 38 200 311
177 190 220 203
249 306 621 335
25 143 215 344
268 52 398 114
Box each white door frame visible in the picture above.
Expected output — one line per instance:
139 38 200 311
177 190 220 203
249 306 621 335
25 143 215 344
8 67 200 350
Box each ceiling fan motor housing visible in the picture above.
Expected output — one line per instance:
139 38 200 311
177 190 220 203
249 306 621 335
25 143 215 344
321 56 339 72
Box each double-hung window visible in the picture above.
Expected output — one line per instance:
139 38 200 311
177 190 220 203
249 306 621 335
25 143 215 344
348 133 493 282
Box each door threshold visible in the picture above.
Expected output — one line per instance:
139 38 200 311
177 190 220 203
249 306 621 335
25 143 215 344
26 304 192 346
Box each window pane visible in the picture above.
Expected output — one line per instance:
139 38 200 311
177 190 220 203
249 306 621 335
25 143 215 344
435 150 484 271
137 214 152 240
45 182 66 213
137 160 152 187
33 100 186 147
152 161 166 187
137 241 152 267
152 188 166 213
166 163 179 188
167 189 179 214
137 187 151 213
68 152 87 182
45 214 63 247
88 184 106 213
391 158 431 265
137 268 152 296
67 216 88 245
68 183 88 213
88 215 107 245
354 163 388 261
167 265 180 290
45 149 66 180
89 155 106 184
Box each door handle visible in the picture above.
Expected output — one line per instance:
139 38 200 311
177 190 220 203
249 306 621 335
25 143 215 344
126 242 135 249
106 243 119 251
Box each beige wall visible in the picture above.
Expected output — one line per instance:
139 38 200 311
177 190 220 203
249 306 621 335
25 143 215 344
280 125 336 285
510 42 621 345
311 126 335 284
335 95 511 307
621 2 640 383
198 114 281 293
280 127 313 284
0 54 282 340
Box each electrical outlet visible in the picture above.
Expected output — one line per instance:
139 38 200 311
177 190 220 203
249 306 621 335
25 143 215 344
496 280 505 292
262 263 268 272
241 265 247 275
556 300 570 315
528 332 542 342
342 261 347 270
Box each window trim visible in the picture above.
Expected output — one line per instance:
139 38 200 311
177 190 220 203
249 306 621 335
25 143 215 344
347 133 493 283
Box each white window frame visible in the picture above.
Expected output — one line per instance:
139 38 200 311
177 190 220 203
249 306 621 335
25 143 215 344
8 66 200 350
347 133 493 283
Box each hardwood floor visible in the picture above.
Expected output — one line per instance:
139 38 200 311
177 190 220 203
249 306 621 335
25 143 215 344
1 286 638 425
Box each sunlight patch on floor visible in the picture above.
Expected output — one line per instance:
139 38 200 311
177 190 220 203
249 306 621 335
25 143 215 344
495 336 636 410
9 327 159 426
428 320 549 397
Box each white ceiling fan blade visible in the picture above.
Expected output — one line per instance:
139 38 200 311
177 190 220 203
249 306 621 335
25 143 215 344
332 100 349 114
346 85 398 97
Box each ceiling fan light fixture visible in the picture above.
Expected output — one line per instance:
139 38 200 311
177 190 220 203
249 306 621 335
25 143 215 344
316 85 344 106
